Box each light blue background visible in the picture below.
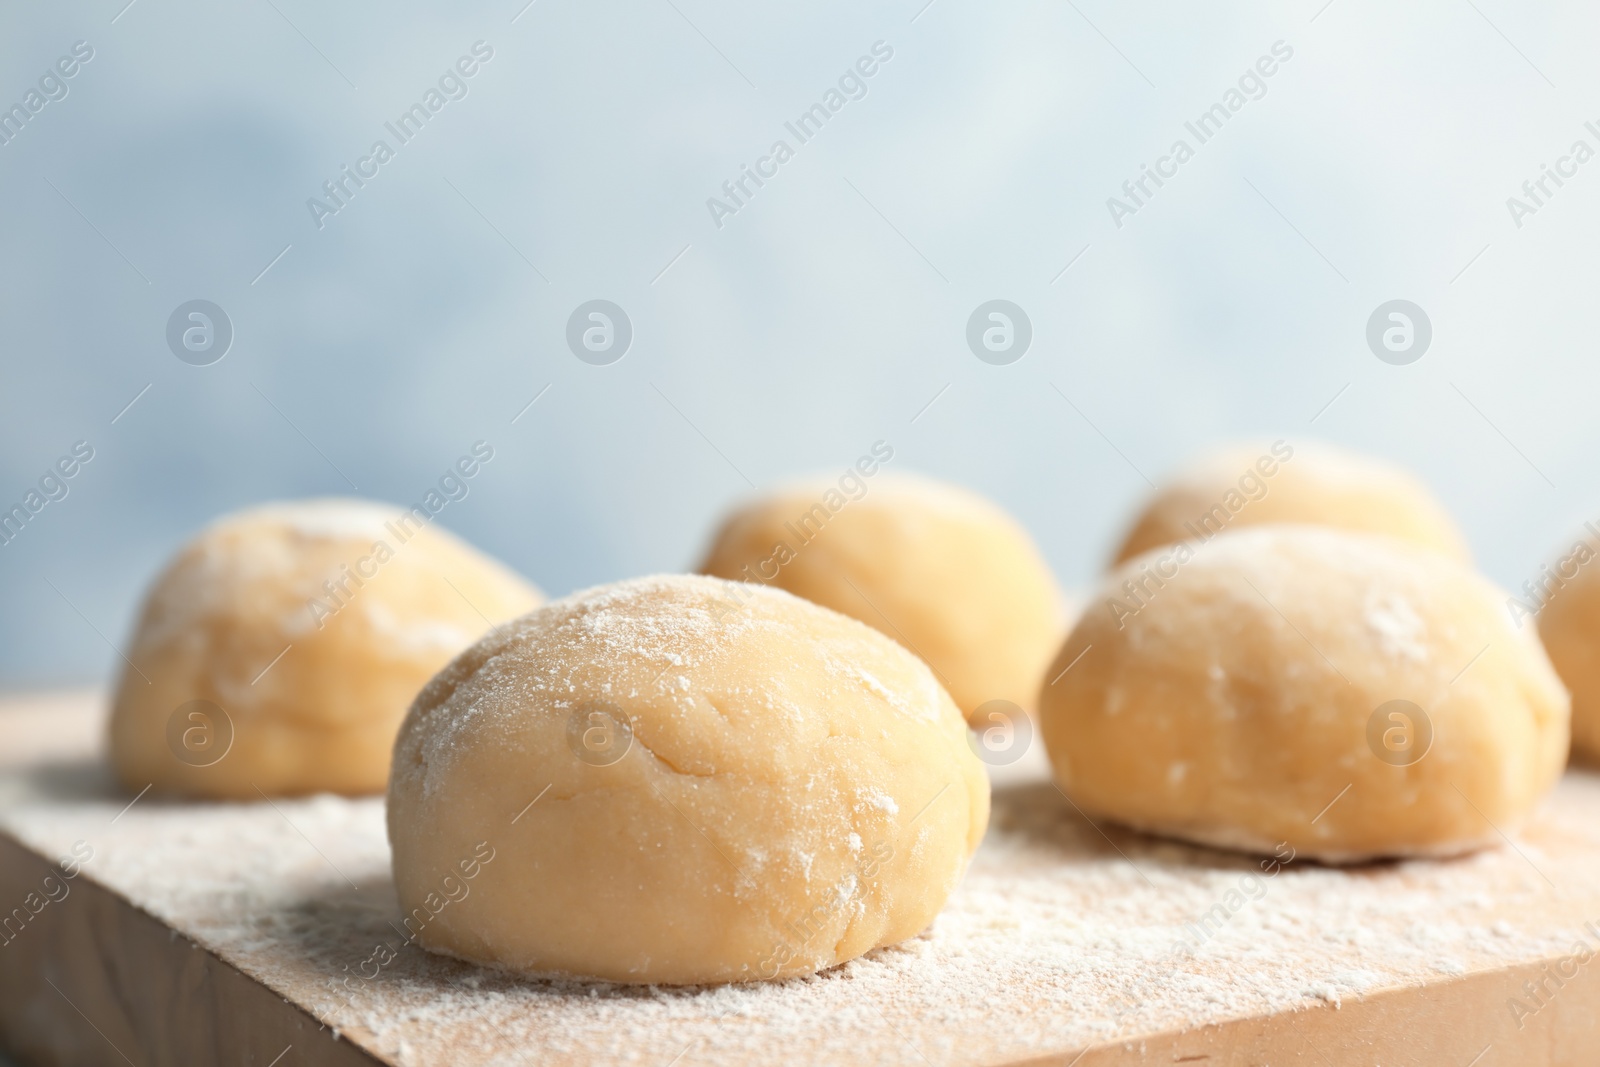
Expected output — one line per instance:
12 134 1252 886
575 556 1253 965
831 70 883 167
2 0 1596 687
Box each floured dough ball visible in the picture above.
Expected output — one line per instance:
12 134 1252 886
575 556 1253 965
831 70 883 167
1535 535 1600 760
109 499 541 798
388 574 987 985
1040 525 1567 862
1111 441 1471 566
698 471 1065 725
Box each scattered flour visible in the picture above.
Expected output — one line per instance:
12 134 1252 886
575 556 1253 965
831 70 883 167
7 695 1600 1066
1363 590 1430 664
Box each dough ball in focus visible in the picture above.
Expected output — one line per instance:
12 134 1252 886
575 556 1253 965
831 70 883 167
1536 535 1600 760
699 471 1065 725
1041 525 1567 862
1111 441 1470 566
387 574 988 985
109 499 541 798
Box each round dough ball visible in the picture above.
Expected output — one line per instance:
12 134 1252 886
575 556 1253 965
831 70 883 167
109 499 541 798
1536 536 1600 760
699 473 1065 725
1111 441 1471 566
1041 525 1568 862
387 574 988 985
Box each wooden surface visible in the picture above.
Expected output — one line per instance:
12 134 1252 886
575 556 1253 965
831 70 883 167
4 689 1600 1066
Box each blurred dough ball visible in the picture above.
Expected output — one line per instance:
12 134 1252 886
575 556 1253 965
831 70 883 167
1041 525 1567 862
388 574 988 985
1535 534 1600 760
698 470 1065 724
109 499 541 798
1110 441 1470 566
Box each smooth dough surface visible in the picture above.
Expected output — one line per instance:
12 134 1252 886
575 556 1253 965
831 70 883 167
109 499 541 797
1537 538 1600 760
699 473 1065 724
1041 525 1568 862
387 574 988 985
1111 441 1471 566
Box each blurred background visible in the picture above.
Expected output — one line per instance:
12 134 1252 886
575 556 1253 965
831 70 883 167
1 0 1595 689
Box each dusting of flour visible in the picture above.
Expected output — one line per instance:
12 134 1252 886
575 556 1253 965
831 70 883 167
8 768 1600 1065
6 695 1599 1067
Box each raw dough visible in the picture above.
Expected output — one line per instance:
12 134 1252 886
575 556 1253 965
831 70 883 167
1111 441 1471 566
1040 525 1568 862
699 473 1064 725
1536 535 1600 760
387 574 988 985
108 499 541 798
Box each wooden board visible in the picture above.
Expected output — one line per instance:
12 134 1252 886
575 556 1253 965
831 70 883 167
4 689 1600 1066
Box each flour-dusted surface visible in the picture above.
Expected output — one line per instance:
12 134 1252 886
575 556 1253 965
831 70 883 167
4 692 1600 1066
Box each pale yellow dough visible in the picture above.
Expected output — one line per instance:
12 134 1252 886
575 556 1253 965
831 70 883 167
1041 525 1568 862
1111 441 1471 566
387 574 988 985
1537 538 1600 760
109 499 541 798
699 474 1065 725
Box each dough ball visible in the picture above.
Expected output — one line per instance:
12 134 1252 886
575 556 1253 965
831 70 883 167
109 499 541 798
387 574 987 985
1535 535 1600 760
1040 525 1567 862
698 473 1065 725
1111 441 1470 566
